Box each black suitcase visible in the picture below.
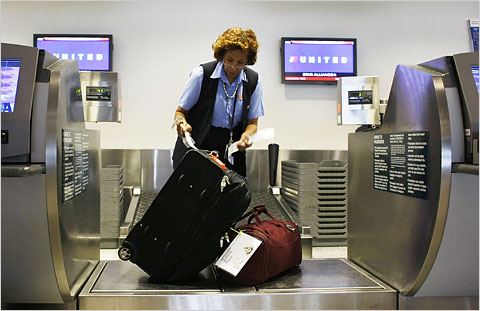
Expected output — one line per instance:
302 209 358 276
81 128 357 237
118 149 251 283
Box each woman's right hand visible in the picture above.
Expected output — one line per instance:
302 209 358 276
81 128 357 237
176 120 192 137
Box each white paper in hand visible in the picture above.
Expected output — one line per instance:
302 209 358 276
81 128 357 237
182 132 197 150
227 128 275 158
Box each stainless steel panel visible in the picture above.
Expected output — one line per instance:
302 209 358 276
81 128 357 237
337 76 380 126
256 259 386 292
1 174 63 303
140 149 174 192
79 259 396 310
399 295 479 310
31 82 50 162
415 173 478 297
347 63 459 296
419 56 466 163
79 71 121 122
80 290 396 310
101 149 141 187
90 261 220 293
1 163 45 177
45 60 100 302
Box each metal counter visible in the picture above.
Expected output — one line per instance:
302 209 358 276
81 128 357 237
1 44 101 306
79 259 396 310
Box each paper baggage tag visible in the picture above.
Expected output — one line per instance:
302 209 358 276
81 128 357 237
182 132 197 150
227 128 275 158
215 232 262 277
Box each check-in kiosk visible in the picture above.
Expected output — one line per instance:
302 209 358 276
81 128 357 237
1 43 100 307
348 52 479 309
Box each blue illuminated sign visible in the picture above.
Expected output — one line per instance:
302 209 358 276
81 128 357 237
1 59 21 113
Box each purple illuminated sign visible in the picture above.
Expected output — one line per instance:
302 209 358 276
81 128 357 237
1 59 21 113
34 35 112 71
282 38 357 83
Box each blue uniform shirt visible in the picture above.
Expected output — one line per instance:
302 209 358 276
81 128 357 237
178 61 264 129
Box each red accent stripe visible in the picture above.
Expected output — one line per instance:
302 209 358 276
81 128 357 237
285 76 340 81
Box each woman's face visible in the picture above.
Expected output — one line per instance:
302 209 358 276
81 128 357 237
223 49 248 82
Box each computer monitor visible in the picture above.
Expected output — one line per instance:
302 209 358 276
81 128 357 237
471 65 479 92
1 59 21 112
453 52 479 163
33 34 113 71
281 37 357 84
1 43 39 159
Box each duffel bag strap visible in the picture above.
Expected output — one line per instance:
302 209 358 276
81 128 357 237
247 205 278 224
234 205 279 226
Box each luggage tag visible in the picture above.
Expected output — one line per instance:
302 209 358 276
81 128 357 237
215 231 262 277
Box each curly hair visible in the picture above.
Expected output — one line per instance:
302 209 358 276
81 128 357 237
212 27 259 65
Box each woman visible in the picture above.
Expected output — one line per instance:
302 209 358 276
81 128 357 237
172 27 264 177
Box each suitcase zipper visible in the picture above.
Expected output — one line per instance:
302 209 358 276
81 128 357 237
220 175 230 192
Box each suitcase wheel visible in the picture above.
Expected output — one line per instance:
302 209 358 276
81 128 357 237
118 246 132 261
118 240 138 261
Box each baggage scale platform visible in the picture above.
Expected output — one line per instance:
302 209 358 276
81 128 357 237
81 190 395 309
78 258 396 309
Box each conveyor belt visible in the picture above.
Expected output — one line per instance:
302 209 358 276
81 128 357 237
132 191 290 227
78 259 396 309
132 192 157 227
127 190 311 257
249 191 290 221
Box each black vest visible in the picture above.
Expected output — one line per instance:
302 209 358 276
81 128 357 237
188 60 259 145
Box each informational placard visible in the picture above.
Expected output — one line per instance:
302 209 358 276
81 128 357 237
373 131 429 200
348 90 373 105
62 129 89 202
86 86 112 101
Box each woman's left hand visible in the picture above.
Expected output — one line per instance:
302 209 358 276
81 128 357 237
237 132 253 151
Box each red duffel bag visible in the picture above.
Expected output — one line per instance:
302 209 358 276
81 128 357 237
217 205 302 286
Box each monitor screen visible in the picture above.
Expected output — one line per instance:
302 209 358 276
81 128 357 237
34 34 113 71
1 59 21 112
472 65 479 92
281 37 357 84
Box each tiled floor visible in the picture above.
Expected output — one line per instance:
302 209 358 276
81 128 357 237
101 246 347 261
